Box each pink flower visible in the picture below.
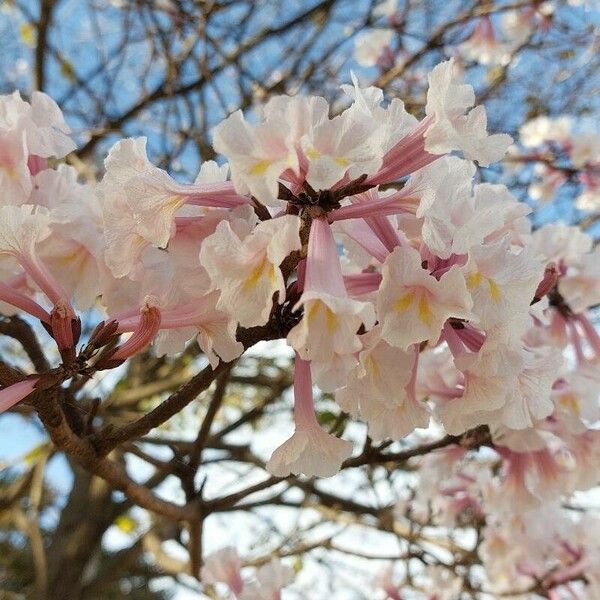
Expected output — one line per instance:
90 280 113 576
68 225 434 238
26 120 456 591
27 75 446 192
240 559 295 600
424 59 512 166
377 245 473 351
201 547 244 595
457 16 511 66
287 217 375 391
200 215 301 328
266 356 352 477
336 327 430 440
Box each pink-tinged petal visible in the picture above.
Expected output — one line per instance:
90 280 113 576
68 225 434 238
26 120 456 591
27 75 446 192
424 59 512 166
364 214 402 253
366 116 437 185
0 378 38 414
27 154 47 176
0 205 75 315
343 272 382 296
329 189 418 222
200 215 301 328
334 218 389 264
304 217 346 298
19 253 73 308
292 356 319 429
266 356 353 477
200 547 244 595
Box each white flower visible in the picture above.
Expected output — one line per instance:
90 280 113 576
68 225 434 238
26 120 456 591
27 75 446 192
266 357 353 478
570 132 600 168
240 559 295 600
301 103 384 190
354 29 394 67
102 138 244 278
336 327 430 440
212 109 298 205
0 204 51 259
531 223 592 265
377 245 473 350
457 17 511 66
200 215 301 328
267 425 352 478
425 59 512 165
559 248 600 313
576 188 600 212
519 115 571 147
464 238 543 331
0 90 76 158
200 547 243 595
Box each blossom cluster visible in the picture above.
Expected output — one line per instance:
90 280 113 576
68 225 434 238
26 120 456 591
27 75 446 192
353 1 554 70
1 59 600 593
510 114 600 211
200 548 294 600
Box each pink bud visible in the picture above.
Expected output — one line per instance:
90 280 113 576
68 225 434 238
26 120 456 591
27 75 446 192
532 262 558 303
112 305 162 362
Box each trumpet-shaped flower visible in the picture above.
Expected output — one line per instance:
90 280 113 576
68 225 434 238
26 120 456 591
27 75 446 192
267 357 353 477
200 214 301 328
287 218 375 391
212 109 298 205
464 238 543 331
492 346 563 430
240 559 295 600
336 327 430 440
102 138 246 277
301 105 384 190
200 547 244 595
0 204 73 321
407 158 507 258
438 339 562 434
377 245 473 350
436 339 522 435
558 249 600 313
103 248 242 367
32 165 103 310
0 91 75 159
